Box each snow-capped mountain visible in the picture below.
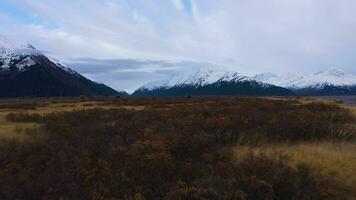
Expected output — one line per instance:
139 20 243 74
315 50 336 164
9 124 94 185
133 68 293 96
0 36 78 74
135 67 356 96
141 69 247 90
253 69 356 89
253 68 356 95
0 35 124 97
0 36 38 71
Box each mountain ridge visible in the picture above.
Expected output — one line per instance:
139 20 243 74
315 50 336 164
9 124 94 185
253 68 356 95
0 36 126 97
253 68 356 89
133 68 293 96
134 68 356 96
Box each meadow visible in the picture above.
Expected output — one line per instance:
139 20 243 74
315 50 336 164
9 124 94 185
0 96 355 199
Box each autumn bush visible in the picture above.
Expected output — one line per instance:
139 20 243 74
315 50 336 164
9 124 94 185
0 97 354 199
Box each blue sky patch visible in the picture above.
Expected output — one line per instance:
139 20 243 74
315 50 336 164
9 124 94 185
0 1 38 24
181 0 193 14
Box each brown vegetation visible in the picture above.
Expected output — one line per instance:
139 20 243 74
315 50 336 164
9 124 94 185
0 97 355 199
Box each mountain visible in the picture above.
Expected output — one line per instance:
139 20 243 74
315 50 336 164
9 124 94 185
133 69 294 96
0 36 126 97
253 68 356 95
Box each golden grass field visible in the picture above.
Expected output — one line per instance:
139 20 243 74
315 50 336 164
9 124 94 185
0 97 355 199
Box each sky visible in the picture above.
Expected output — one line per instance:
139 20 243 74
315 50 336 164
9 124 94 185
1 0 356 92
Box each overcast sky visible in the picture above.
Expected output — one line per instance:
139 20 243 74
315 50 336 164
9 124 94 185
1 0 356 92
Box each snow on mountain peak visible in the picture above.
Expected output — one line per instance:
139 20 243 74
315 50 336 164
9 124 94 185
183 68 243 86
0 35 40 70
0 35 77 75
139 68 247 90
252 68 356 89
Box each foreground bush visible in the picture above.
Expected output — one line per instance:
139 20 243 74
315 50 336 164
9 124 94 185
0 138 333 199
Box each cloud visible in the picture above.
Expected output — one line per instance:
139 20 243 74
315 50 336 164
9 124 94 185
65 58 216 93
1 0 356 92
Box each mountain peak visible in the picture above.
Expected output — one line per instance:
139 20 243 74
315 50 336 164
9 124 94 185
0 35 41 70
0 35 122 97
139 68 246 91
253 68 356 89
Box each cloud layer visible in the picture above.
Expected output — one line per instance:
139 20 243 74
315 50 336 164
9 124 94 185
1 0 356 92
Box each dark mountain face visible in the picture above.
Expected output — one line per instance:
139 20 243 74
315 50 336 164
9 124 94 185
0 54 125 98
133 80 294 96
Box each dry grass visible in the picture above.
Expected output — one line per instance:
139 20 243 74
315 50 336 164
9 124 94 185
234 142 356 199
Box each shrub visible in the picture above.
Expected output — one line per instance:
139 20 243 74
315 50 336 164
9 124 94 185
232 152 333 200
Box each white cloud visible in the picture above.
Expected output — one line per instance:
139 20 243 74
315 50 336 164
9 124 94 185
1 0 356 91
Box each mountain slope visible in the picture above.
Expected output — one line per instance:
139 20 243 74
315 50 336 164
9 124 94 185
0 36 125 97
133 69 293 96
